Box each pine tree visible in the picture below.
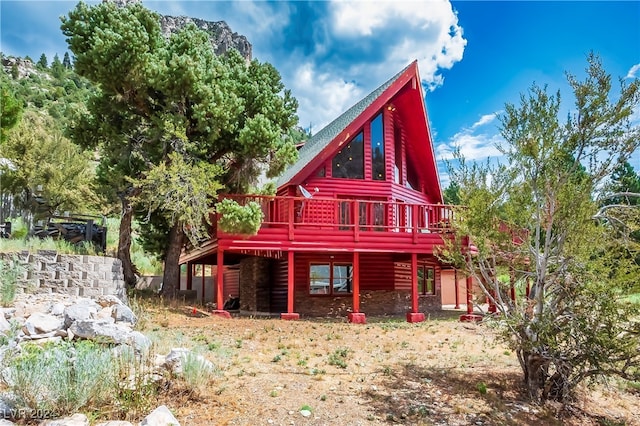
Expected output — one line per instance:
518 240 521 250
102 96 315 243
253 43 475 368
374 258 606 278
62 52 72 69
61 1 298 295
51 54 65 78
37 53 48 69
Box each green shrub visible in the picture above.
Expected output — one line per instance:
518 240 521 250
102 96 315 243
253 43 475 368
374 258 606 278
179 351 216 392
328 347 350 369
2 341 116 418
0 256 24 306
215 198 264 235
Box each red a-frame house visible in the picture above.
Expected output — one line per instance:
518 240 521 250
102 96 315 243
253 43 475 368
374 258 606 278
179 60 457 323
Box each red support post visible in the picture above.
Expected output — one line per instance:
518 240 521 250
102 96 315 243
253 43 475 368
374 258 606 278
353 252 360 313
348 252 366 323
281 251 300 320
460 275 482 322
213 250 230 318
406 252 425 323
454 268 460 310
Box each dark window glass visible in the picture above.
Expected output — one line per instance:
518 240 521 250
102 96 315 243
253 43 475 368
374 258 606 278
371 113 385 180
333 264 352 294
394 126 402 184
332 132 364 179
310 264 330 294
418 266 435 295
309 262 353 295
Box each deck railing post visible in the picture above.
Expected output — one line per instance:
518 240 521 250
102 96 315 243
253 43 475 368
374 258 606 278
353 201 360 242
412 204 418 243
288 198 294 240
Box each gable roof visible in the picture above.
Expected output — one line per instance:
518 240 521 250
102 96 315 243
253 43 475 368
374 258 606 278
277 62 416 187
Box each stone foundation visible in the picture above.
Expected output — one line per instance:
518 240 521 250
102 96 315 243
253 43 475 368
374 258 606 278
294 290 442 318
1 250 127 301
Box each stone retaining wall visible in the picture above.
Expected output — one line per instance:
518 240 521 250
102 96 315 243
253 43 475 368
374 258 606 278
0 250 126 301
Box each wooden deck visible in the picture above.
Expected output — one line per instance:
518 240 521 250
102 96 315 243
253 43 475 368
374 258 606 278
215 195 455 255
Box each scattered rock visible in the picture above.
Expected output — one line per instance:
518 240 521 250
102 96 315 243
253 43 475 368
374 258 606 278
112 304 137 325
23 312 63 335
125 331 151 353
39 413 89 426
63 301 99 328
96 295 124 308
69 319 131 344
139 405 181 426
163 348 213 375
0 315 11 333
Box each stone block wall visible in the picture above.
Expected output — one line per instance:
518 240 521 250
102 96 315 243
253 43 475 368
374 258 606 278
239 257 271 313
0 250 127 301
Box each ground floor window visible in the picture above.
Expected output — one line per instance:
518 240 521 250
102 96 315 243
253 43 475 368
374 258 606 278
309 262 353 295
418 265 435 295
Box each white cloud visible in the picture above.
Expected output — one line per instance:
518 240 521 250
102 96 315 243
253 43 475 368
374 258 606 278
330 0 466 91
291 63 364 131
281 0 466 130
470 112 499 130
436 112 504 162
436 132 503 161
626 63 640 79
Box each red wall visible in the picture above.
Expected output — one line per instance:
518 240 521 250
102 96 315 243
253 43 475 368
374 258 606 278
291 252 395 293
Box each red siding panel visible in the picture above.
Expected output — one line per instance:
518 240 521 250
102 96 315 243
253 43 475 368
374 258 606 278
293 252 397 293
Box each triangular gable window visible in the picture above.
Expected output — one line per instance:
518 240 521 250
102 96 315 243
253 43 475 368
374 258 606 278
331 131 364 179
371 112 385 181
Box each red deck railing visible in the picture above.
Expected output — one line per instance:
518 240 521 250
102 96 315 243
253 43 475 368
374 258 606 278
217 195 455 240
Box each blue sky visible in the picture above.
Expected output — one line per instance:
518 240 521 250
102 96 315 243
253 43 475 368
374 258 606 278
2 1 639 183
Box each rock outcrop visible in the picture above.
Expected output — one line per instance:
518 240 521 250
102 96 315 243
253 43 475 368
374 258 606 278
1 57 46 80
159 15 252 61
107 0 253 61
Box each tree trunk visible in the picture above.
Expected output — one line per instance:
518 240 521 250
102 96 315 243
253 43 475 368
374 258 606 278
160 221 184 298
522 351 549 401
117 195 139 287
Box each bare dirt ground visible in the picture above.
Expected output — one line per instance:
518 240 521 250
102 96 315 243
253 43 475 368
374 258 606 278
141 305 640 426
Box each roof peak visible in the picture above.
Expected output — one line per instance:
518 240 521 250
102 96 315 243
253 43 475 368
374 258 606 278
277 61 419 187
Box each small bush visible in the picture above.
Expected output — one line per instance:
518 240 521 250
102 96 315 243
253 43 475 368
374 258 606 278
0 256 25 306
2 341 115 419
215 198 264 235
180 351 216 392
328 348 350 369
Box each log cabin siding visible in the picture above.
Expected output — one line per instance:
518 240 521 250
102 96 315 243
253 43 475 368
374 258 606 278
290 252 396 294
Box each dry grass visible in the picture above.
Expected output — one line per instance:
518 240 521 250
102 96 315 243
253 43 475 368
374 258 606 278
136 300 640 426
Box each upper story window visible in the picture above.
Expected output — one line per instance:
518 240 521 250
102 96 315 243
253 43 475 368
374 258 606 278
371 113 385 180
332 132 364 179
